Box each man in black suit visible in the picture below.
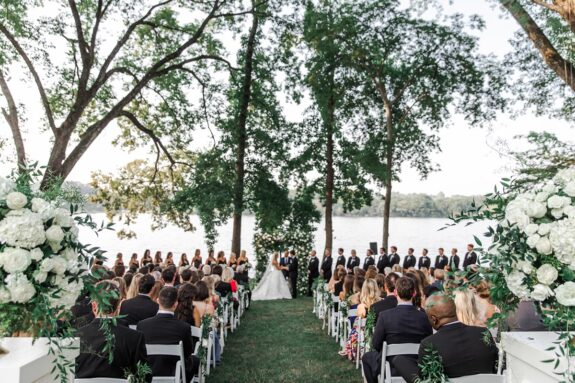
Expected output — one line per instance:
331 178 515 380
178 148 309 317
417 248 431 270
389 246 401 267
162 267 177 287
463 244 478 270
370 273 399 320
347 249 361 273
119 274 159 325
376 247 390 274
434 247 448 270
362 277 433 383
335 248 346 268
308 250 320 296
76 281 151 382
279 250 289 279
363 249 375 271
402 248 416 270
320 248 333 282
449 248 460 271
394 294 498 383
137 287 198 382
288 250 299 298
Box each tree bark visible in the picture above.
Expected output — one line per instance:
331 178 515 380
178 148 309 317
231 4 259 256
501 0 575 91
324 91 335 254
0 71 26 168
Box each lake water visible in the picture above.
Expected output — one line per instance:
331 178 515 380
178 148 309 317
80 213 494 267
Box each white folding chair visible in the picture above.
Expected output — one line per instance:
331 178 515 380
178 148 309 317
331 295 340 340
145 341 186 383
355 317 367 369
75 380 128 383
190 327 204 383
450 374 505 383
379 342 420 383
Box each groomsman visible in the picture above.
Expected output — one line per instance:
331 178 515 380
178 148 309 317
449 248 460 271
335 248 346 268
347 249 361 272
320 249 333 282
463 244 478 270
389 246 401 267
307 250 320 296
288 250 299 298
418 248 431 269
434 248 448 270
403 248 416 269
280 250 289 279
376 247 389 274
363 249 375 271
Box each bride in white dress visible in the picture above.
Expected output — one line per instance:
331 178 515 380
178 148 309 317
252 252 292 301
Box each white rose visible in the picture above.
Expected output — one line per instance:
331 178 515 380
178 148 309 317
551 208 565 219
531 284 554 301
53 208 73 228
538 223 552 236
506 270 531 299
536 237 553 255
554 282 575 306
526 202 547 219
516 260 534 274
526 234 541 248
0 177 15 199
51 257 68 275
45 225 65 244
548 217 575 266
31 198 50 213
6 192 28 210
563 205 575 218
564 181 575 197
61 248 77 262
0 247 32 273
30 248 44 262
40 258 55 273
536 264 559 285
548 195 571 209
0 287 10 303
33 269 48 283
5 273 36 303
535 192 550 203
524 224 539 236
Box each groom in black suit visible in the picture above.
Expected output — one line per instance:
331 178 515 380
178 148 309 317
280 250 289 279
288 250 299 298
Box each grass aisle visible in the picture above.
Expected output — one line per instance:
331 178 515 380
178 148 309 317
207 297 362 383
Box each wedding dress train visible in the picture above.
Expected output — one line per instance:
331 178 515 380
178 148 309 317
251 258 292 301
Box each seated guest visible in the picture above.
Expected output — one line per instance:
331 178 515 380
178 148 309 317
362 277 433 383
234 265 249 285
76 281 151 381
124 272 134 290
375 273 386 298
370 273 399 320
181 268 193 283
119 274 159 325
333 268 347 298
149 280 165 302
162 267 177 287
212 264 232 297
138 287 198 382
114 264 126 278
432 269 445 291
339 274 355 302
345 279 381 360
126 273 144 299
138 266 150 275
394 294 498 383
454 288 485 327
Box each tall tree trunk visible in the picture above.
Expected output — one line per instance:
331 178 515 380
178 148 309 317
382 97 394 251
231 5 259 256
0 71 26 169
324 92 335 254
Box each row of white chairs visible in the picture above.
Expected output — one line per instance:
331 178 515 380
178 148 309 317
76 284 251 383
312 283 506 383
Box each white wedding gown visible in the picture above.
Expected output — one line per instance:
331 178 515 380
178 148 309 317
252 258 292 301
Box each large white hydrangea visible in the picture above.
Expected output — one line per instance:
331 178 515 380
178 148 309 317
0 209 46 249
0 177 15 199
5 273 36 303
554 282 575 306
0 247 31 273
548 217 575 269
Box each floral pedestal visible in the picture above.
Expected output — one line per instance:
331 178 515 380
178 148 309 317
502 332 572 383
0 337 79 383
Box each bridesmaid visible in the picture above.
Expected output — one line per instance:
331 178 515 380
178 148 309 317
179 253 190 267
154 251 163 267
238 250 248 266
165 252 174 267
142 249 153 266
228 252 237 270
216 251 227 265
129 253 139 269
114 253 124 267
192 249 202 268
206 250 216 265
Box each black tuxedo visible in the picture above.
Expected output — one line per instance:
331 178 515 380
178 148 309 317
389 253 401 267
137 313 197 382
288 256 299 298
320 256 333 282
75 319 151 381
346 256 360 271
308 256 320 296
449 255 460 270
463 251 478 269
362 305 432 383
363 255 375 271
119 294 159 325
418 256 431 270
376 254 390 274
370 295 398 321
335 255 346 268
434 255 448 270
403 255 416 270
395 322 498 383
279 256 289 279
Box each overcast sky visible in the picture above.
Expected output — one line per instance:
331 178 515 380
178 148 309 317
0 1 572 196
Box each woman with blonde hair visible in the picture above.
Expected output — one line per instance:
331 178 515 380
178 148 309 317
203 275 220 306
228 252 238 270
454 288 485 327
126 273 143 299
112 277 127 301
344 278 380 360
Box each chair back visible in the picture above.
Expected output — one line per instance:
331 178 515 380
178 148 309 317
347 308 357 318
379 342 420 383
450 374 505 383
332 295 340 304
74 380 128 383
145 341 185 383
191 326 202 338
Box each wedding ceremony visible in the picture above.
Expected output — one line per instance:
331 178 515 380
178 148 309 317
0 0 574 382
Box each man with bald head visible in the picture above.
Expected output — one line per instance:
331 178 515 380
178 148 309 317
394 293 498 383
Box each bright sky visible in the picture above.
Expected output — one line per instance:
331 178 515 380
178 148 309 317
0 1 573 196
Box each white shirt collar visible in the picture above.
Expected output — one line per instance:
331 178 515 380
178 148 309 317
157 309 174 316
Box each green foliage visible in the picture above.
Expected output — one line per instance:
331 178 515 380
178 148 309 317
415 345 449 383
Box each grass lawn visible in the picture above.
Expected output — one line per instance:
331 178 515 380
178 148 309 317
207 297 363 383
